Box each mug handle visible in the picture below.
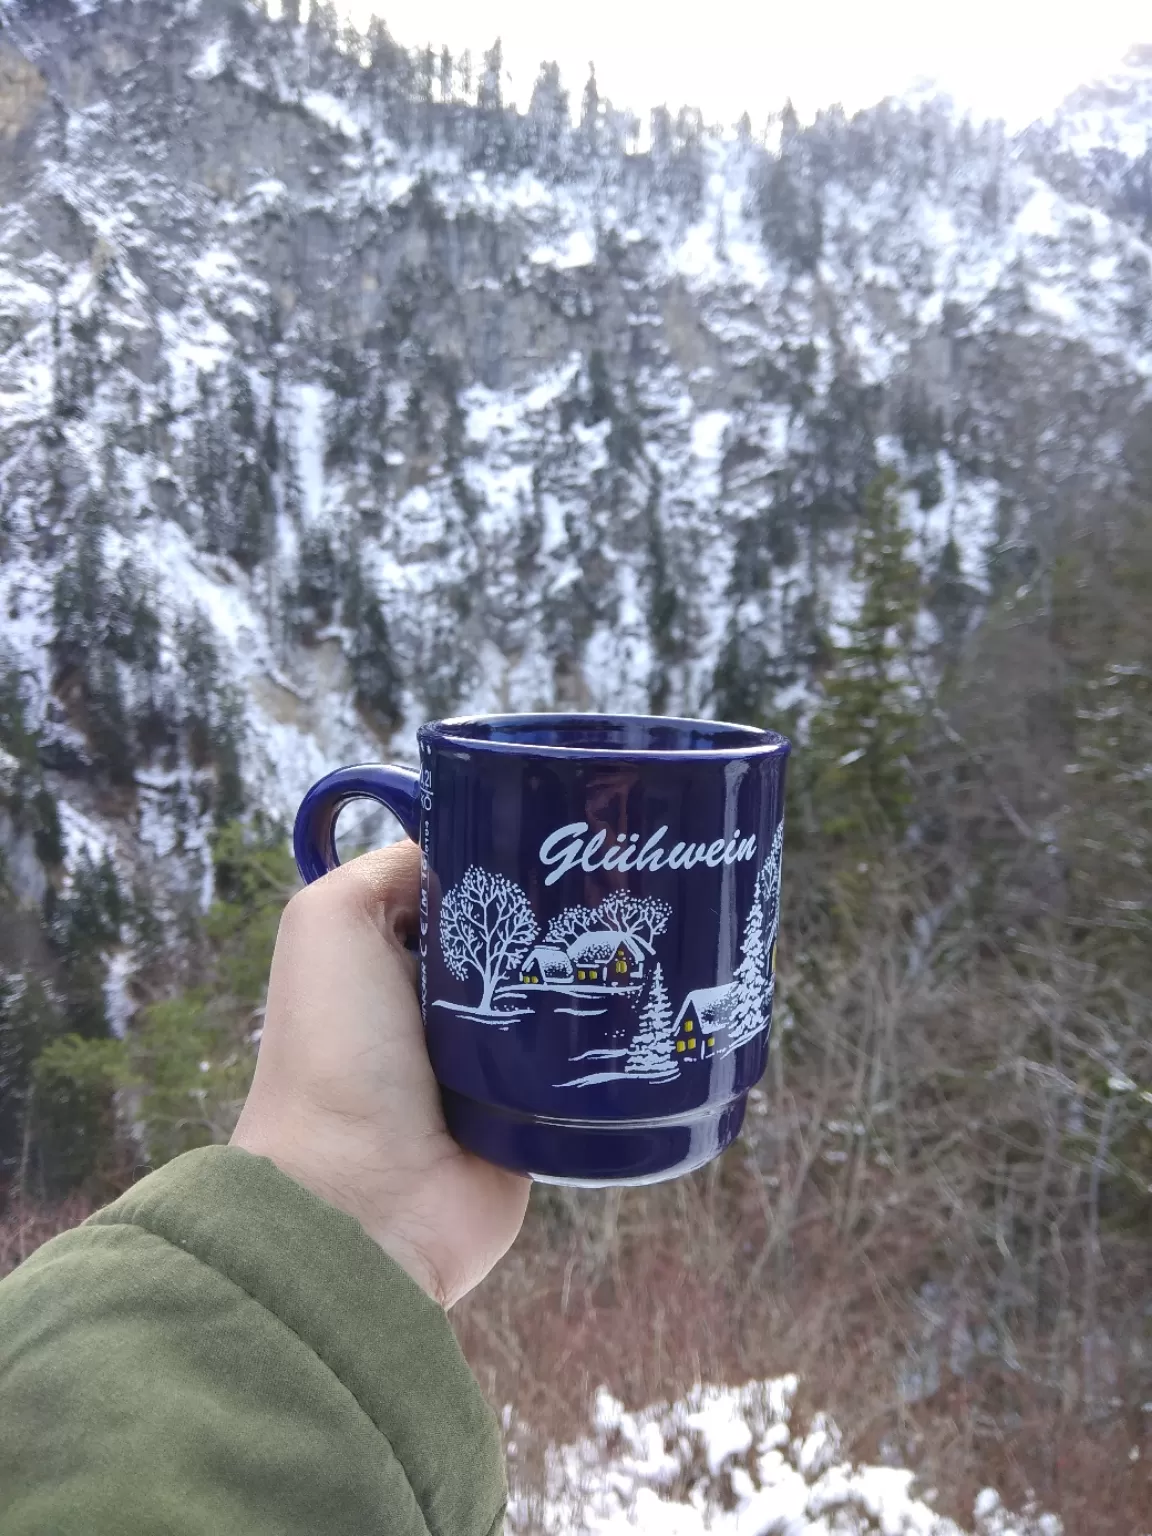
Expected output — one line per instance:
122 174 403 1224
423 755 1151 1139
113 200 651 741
292 763 421 885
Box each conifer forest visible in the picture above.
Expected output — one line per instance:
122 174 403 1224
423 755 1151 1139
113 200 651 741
1 2 1151 1527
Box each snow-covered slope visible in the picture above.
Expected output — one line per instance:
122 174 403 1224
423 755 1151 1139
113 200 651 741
508 1377 1064 1535
1 0 1151 907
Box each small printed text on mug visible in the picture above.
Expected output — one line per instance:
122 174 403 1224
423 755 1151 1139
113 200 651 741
539 823 757 885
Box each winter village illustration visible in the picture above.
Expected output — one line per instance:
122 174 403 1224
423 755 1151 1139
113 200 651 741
434 823 784 1088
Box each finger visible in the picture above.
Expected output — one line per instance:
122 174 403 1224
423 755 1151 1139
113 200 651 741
317 840 422 946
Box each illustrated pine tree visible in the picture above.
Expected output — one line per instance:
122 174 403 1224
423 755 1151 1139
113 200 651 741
625 963 677 1081
727 874 768 1050
727 821 784 1050
440 868 539 1013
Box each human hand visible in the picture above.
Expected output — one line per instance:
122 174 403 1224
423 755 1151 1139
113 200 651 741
231 841 530 1308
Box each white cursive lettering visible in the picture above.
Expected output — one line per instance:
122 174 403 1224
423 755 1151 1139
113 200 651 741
616 834 641 873
601 834 627 872
580 828 608 873
539 822 757 882
539 821 591 885
636 828 669 870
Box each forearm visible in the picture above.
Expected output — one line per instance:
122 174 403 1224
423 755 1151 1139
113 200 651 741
0 1147 506 1536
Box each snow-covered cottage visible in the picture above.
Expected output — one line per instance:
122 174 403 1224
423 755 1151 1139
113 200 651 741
520 945 574 985
568 931 648 986
673 983 737 1060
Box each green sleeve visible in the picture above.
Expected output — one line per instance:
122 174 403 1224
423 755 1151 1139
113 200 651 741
0 1146 506 1536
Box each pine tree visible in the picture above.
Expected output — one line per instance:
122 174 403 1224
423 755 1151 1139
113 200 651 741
417 45 435 105
291 524 343 638
308 1 340 48
756 153 824 273
807 469 922 845
232 467 276 572
344 560 403 732
625 963 677 1080
262 375 281 473
528 62 569 173
107 561 161 671
580 64 599 144
650 105 673 184
366 16 402 85
927 535 976 651
586 349 614 425
1057 510 1152 963
0 972 64 1186
86 652 133 785
193 378 229 554
478 38 503 111
644 479 682 714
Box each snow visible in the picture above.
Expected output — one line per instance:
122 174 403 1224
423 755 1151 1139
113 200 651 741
690 411 730 463
161 307 231 405
102 950 136 1040
302 90 362 141
188 37 228 82
3 3 1152 1114
292 382 329 524
57 800 115 871
529 229 596 270
1014 186 1063 240
510 1379 1062 1536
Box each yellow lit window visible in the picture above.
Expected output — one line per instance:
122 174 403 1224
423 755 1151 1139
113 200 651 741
706 1036 715 1047
577 970 585 981
687 1038 696 1049
684 1020 693 1033
676 1040 686 1053
615 959 627 974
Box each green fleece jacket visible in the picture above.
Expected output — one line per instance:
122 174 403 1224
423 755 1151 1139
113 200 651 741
0 1146 506 1536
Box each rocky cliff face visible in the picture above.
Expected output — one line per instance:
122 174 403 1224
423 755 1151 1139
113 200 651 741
1 0 1151 912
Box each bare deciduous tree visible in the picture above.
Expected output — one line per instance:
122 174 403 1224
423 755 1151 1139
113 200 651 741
440 867 538 1013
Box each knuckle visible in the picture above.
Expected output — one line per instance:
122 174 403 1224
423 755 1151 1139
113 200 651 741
282 870 351 927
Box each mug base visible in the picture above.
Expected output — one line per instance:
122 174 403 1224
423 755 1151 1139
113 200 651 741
440 1087 748 1186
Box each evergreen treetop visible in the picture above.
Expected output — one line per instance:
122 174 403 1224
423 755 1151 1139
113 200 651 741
806 468 922 849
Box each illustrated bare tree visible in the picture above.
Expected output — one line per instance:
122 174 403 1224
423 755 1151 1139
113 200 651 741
593 893 672 951
546 893 672 951
440 867 538 1013
544 905 597 948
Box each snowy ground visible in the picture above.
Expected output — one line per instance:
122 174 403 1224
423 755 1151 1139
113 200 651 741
506 1378 1065 1536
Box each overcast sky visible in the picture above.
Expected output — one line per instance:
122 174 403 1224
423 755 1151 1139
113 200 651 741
337 0 1149 130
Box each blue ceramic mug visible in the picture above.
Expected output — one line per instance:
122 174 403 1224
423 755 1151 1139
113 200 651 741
293 713 790 1186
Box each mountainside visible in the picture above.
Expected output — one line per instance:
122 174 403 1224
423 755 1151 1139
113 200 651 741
1 0 1151 916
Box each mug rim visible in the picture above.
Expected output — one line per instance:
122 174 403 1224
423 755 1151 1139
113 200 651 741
419 711 791 763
